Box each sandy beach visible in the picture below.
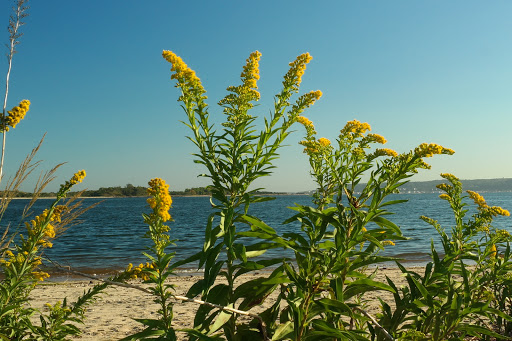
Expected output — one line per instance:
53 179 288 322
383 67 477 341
28 267 417 340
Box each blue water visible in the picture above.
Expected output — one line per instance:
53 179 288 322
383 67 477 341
1 193 511 272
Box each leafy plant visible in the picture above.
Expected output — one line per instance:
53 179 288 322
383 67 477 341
162 50 322 340
244 119 454 340
378 173 512 340
121 178 178 340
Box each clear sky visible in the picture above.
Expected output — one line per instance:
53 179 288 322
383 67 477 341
1 0 511 193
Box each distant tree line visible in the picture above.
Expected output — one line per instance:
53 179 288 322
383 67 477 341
3 185 215 198
4 178 512 198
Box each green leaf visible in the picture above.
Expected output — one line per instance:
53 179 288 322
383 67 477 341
315 298 352 315
184 328 224 340
344 278 396 299
243 215 276 234
118 326 166 340
209 309 233 334
272 321 293 340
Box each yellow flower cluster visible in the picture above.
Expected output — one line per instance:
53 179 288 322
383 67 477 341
147 178 172 222
439 193 451 201
367 133 387 144
0 250 48 280
290 90 322 117
69 170 86 185
296 116 314 128
32 271 50 281
162 50 206 96
126 262 156 280
414 143 455 158
24 206 66 249
440 173 458 182
340 119 371 137
4 99 30 131
497 229 511 238
436 183 452 192
490 206 510 217
382 240 395 246
374 148 398 157
489 244 497 258
241 51 261 89
299 140 319 155
467 190 487 208
318 137 331 147
218 51 262 112
283 52 313 90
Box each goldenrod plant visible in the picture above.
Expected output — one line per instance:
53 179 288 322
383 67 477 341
243 119 455 340
162 50 321 340
377 174 512 340
121 178 178 340
0 171 103 339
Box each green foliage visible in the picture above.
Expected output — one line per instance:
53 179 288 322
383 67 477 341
243 119 455 340
0 172 114 340
162 49 322 340
377 174 512 340
121 178 178 340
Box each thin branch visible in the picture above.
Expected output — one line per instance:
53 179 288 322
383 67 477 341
49 261 270 340
353 307 394 341
1 0 30 183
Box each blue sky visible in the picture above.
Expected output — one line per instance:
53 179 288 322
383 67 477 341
1 0 511 192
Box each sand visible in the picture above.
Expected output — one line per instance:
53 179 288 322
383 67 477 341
28 267 417 340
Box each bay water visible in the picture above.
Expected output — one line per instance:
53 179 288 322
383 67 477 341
2 193 511 273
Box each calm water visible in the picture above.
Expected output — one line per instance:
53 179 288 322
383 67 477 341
2 193 511 272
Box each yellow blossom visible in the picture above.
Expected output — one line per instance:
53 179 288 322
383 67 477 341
162 50 206 96
489 206 510 217
290 90 322 117
69 170 86 185
283 52 313 90
374 148 397 157
367 133 387 144
414 143 455 158
318 137 331 147
32 271 50 281
436 183 452 192
439 194 450 201
382 240 395 246
489 244 497 258
147 178 172 222
296 116 314 128
467 190 488 209
340 120 371 137
4 99 30 131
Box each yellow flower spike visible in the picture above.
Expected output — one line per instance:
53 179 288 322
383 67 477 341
489 244 497 258
296 116 314 128
374 148 398 157
467 190 488 209
340 119 371 137
147 178 172 222
32 271 50 281
240 51 262 89
436 183 452 192
367 133 387 144
439 194 450 201
382 240 395 246
318 137 331 147
69 170 86 185
283 52 313 91
414 143 455 158
162 50 206 96
4 99 30 131
490 206 510 217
